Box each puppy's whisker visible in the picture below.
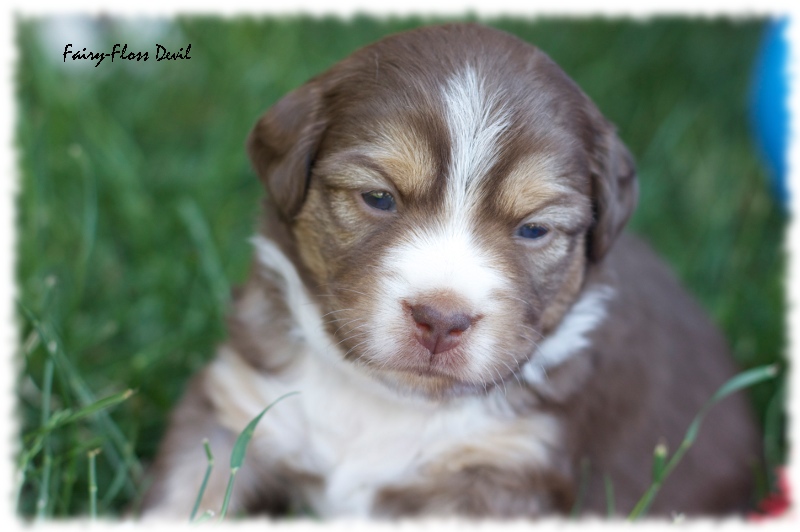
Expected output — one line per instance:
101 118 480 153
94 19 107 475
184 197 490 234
337 287 369 297
335 323 370 338
498 357 524 389
487 365 508 397
517 323 544 340
517 334 543 354
506 295 534 310
313 286 370 298
342 337 373 360
332 330 369 349
320 308 356 319
330 317 367 335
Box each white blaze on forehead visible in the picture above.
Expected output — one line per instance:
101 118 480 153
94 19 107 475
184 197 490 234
356 67 517 379
442 65 511 212
385 222 509 305
365 67 514 374
377 65 513 304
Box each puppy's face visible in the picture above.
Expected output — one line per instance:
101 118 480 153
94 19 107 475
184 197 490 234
248 25 637 399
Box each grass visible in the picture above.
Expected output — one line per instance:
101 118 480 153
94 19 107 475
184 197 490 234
14 16 786 518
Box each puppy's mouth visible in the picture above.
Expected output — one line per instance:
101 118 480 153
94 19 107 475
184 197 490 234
352 328 525 399
375 351 471 381
325 288 537 398
369 364 495 399
356 341 473 379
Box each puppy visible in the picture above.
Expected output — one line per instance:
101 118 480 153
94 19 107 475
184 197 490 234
142 23 761 519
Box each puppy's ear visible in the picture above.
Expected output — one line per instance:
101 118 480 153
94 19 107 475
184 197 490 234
587 119 638 261
247 81 327 221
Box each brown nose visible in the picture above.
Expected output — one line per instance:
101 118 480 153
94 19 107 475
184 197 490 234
410 304 475 355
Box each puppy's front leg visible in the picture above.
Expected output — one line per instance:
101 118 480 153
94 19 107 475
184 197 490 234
140 369 289 520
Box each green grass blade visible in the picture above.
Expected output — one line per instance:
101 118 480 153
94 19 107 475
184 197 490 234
627 443 669 519
629 485 659 520
629 364 779 520
603 474 615 517
229 392 299 470
88 449 100 520
683 364 779 448
650 442 668 482
35 357 54 520
710 364 779 403
25 389 135 440
57 454 78 515
218 470 238 521
218 391 299 521
190 439 215 522
763 380 786 482
36 452 52 519
664 365 780 485
40 357 54 427
55 389 135 429
569 457 590 518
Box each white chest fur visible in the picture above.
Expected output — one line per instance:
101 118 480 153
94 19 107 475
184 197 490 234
207 344 559 517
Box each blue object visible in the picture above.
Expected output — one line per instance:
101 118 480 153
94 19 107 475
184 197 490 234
750 18 790 209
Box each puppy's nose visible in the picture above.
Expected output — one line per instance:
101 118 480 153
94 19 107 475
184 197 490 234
410 303 475 355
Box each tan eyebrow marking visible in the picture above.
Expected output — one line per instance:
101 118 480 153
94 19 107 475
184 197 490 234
319 120 437 198
494 153 592 229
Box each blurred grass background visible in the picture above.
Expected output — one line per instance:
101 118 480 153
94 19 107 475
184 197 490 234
15 16 786 518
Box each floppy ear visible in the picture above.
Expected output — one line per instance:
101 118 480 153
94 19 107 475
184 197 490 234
246 81 327 221
587 120 639 262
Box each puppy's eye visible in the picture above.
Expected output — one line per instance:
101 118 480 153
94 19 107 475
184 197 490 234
362 190 396 212
517 224 549 240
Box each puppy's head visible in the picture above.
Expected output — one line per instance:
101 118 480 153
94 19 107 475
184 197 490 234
248 24 637 399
